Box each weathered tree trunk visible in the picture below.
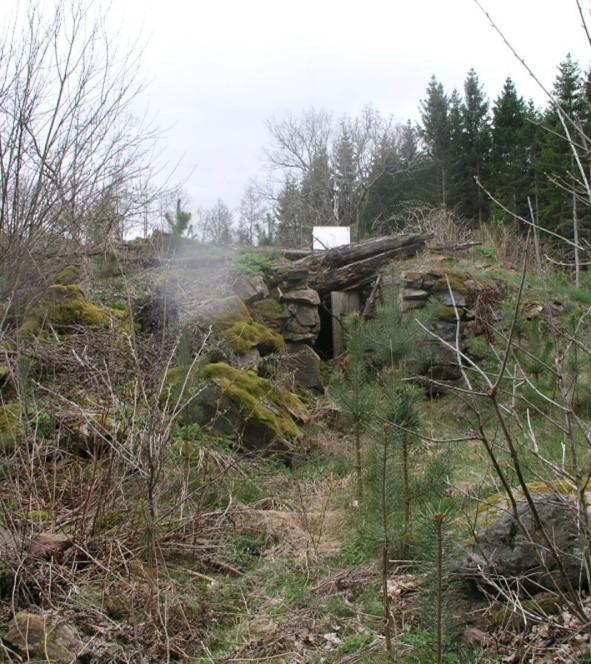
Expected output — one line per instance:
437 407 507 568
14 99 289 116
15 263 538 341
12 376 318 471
291 233 430 272
276 234 429 294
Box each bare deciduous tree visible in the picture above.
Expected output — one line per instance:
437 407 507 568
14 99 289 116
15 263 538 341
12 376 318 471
0 1 158 291
237 181 266 245
197 198 233 245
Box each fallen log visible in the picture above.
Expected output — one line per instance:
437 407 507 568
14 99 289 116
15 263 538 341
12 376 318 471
303 238 429 293
291 233 431 272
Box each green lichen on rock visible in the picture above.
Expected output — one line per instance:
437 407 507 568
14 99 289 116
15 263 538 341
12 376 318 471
193 295 250 330
430 269 470 297
220 320 284 355
250 298 285 329
18 285 112 338
192 295 284 355
472 480 580 532
203 362 307 443
435 305 464 323
53 265 80 285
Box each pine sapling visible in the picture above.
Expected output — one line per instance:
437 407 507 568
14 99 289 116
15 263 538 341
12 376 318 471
434 511 445 664
330 314 375 501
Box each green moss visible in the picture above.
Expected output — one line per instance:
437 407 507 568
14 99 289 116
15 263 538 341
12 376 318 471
250 298 284 320
109 299 128 312
220 320 284 354
204 362 307 440
28 510 52 522
194 296 250 331
436 305 464 322
160 363 203 423
18 285 112 338
338 633 374 655
0 403 23 452
431 270 470 296
193 296 284 355
95 511 127 531
53 265 80 285
472 481 582 531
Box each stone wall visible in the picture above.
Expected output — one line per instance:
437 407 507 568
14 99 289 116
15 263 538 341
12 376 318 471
400 268 484 382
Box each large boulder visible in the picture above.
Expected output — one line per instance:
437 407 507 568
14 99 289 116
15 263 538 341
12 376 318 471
132 292 179 333
4 612 84 662
233 274 269 304
189 296 284 356
259 343 324 394
18 285 115 338
463 492 588 593
284 344 324 393
198 362 308 454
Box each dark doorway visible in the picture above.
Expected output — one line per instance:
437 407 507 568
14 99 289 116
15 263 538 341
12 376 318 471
315 295 334 360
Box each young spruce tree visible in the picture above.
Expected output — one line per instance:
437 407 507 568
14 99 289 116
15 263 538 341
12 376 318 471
330 313 376 501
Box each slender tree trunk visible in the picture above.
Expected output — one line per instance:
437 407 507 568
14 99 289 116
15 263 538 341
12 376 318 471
401 435 411 558
381 438 392 654
355 419 363 501
573 174 580 287
434 512 445 664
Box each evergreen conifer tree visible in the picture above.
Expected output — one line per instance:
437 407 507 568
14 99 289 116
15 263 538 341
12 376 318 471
491 78 532 218
457 69 492 223
275 176 305 247
538 54 586 248
164 199 193 255
333 123 358 227
420 76 451 206
447 89 465 211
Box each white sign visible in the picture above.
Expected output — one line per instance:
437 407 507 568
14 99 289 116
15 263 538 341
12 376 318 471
312 226 350 251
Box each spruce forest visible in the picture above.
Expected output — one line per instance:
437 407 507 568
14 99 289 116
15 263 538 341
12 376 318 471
2 2 591 663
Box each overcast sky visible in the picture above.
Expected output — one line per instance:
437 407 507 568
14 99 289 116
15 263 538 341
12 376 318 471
108 1 590 211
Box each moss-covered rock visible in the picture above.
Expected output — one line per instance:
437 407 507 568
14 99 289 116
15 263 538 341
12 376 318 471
250 298 286 331
190 296 284 356
464 485 591 593
471 480 578 531
53 265 80 285
199 362 308 452
18 285 112 338
430 269 470 296
220 320 284 355
193 295 250 330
